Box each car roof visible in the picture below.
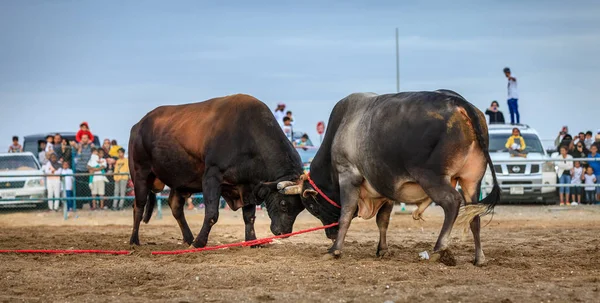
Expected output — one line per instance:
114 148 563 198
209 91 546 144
488 123 540 136
0 152 36 157
23 132 78 140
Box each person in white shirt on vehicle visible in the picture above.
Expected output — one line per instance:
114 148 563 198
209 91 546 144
503 67 520 125
43 152 62 211
273 103 286 126
554 145 574 206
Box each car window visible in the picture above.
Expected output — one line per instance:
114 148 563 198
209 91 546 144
0 155 40 171
489 133 545 153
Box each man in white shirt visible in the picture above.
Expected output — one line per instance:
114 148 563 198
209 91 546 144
503 67 520 125
273 103 286 126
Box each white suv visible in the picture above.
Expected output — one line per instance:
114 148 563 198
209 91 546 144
0 152 46 207
483 124 557 203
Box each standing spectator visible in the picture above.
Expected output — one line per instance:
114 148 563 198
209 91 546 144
485 101 505 124
45 135 54 155
101 148 115 199
87 148 108 210
282 117 293 141
53 134 64 163
555 145 573 206
76 122 94 143
503 67 520 124
101 139 111 157
554 126 569 149
286 111 295 125
584 131 594 150
58 161 75 211
43 153 62 211
38 141 48 165
583 167 597 204
573 132 585 146
587 144 600 202
113 148 129 210
273 103 286 125
8 136 23 153
56 138 73 165
109 140 122 159
570 142 589 167
571 161 583 205
75 134 94 203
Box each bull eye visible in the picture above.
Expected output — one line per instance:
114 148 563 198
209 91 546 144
280 200 286 207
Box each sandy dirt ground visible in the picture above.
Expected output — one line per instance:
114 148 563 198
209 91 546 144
1 205 599 303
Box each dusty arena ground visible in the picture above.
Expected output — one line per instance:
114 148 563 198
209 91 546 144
1 205 599 303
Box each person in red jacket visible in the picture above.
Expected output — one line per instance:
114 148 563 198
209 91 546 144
76 122 95 143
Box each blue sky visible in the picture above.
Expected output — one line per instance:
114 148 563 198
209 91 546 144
1 0 599 151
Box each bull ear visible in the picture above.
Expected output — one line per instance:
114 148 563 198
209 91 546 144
302 189 318 198
254 182 278 201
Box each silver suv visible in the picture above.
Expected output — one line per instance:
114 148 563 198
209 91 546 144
483 124 557 203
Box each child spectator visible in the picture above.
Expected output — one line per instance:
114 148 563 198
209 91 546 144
87 148 108 210
286 111 295 125
294 134 313 147
109 140 122 159
76 122 95 143
45 135 54 154
571 161 583 205
485 101 505 124
584 131 594 150
282 117 293 141
588 144 600 202
113 148 129 211
58 161 74 211
43 153 62 211
583 167 597 204
8 136 23 153
38 141 48 165
505 128 527 157
554 145 573 206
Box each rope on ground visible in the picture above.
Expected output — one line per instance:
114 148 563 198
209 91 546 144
151 222 339 255
0 249 132 255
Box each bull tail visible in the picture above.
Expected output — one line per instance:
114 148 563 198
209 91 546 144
143 191 156 224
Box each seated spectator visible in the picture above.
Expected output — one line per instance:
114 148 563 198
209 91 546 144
8 136 23 153
485 101 505 124
109 140 122 159
584 131 594 150
38 141 48 165
76 122 95 143
294 134 313 148
554 145 573 206
505 128 527 157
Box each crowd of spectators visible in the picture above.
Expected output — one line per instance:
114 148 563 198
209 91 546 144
272 102 314 148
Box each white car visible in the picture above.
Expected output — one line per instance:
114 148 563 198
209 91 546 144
483 124 558 204
0 152 46 207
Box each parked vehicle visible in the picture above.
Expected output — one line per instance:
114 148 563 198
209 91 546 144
483 124 557 203
23 132 101 155
0 152 46 207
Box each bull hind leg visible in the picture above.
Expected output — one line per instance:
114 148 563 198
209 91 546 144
129 174 151 246
376 201 394 257
191 167 223 248
168 190 194 245
411 170 462 265
458 179 486 266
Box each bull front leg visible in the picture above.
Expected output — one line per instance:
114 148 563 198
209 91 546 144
190 167 222 248
242 203 258 244
376 201 393 257
326 171 362 259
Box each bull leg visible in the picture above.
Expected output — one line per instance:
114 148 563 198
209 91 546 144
461 179 486 266
191 167 222 248
376 201 393 257
242 204 258 244
168 190 194 245
327 172 362 258
129 176 150 246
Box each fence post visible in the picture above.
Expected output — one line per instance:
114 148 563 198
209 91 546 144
71 148 77 213
62 176 68 221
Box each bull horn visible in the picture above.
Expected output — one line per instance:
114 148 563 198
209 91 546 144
277 181 296 190
280 184 302 195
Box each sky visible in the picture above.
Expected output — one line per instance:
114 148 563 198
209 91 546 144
1 0 599 151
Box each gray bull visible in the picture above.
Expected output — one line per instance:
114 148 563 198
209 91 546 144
276 90 501 265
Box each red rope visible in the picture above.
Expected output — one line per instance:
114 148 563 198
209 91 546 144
0 249 132 255
305 172 341 209
151 222 339 255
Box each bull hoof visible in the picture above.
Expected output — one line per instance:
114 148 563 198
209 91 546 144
129 237 140 246
430 250 457 266
473 253 486 267
376 249 388 258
